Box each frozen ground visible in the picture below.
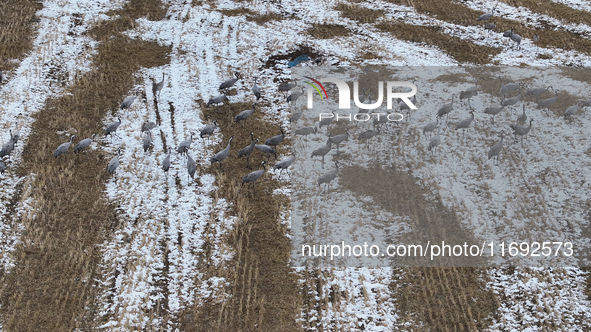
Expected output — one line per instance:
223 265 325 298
1 0 591 330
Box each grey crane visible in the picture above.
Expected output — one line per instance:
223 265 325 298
564 101 581 120
219 72 240 91
465 78 479 94
459 81 478 109
498 76 520 98
74 134 96 154
0 160 5 174
525 86 551 99
200 120 218 142
423 118 439 138
187 153 196 183
143 130 152 152
505 81 521 92
242 161 266 188
152 73 165 99
105 117 122 141
295 126 317 136
238 134 258 166
278 81 296 95
484 21 496 34
54 135 76 158
290 109 303 125
162 152 171 175
428 133 442 156
295 126 316 146
329 129 350 152
484 104 505 124
207 94 228 107
437 94 455 120
498 77 508 98
121 93 138 110
357 95 373 114
487 134 504 164
510 119 533 142
455 110 475 137
287 86 305 105
255 144 277 159
358 88 368 103
252 77 261 101
399 93 418 120
141 121 157 133
234 103 257 127
0 130 18 159
502 29 513 45
265 127 285 147
373 112 391 132
477 7 496 21
533 34 540 42
210 136 233 168
274 153 296 178
318 110 336 131
177 133 193 156
358 129 379 146
509 27 522 49
311 137 332 165
517 104 527 125
107 149 121 174
501 93 521 115
538 90 558 115
318 161 339 193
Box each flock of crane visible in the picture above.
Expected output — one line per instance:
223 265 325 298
2 50 590 194
418 75 590 165
476 6 536 50
0 62 314 188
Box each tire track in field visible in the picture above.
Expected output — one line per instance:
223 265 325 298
386 0 591 57
0 0 170 330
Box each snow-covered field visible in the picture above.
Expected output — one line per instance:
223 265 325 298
1 0 591 330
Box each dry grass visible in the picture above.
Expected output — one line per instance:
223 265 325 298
0 0 171 331
536 53 553 60
306 23 351 40
0 0 43 72
499 0 591 27
376 22 502 64
385 0 591 57
340 165 497 330
335 3 385 24
560 67 591 85
183 101 301 332
219 8 255 17
395 267 498 330
246 12 285 24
